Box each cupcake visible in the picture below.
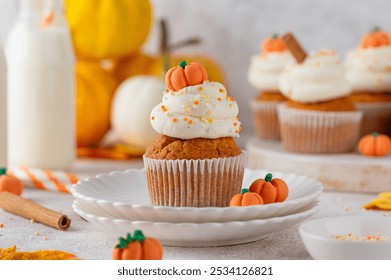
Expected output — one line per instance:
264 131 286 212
345 28 391 136
247 34 295 140
144 60 246 207
278 49 363 153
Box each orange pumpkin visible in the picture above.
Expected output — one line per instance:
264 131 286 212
112 230 163 260
230 188 264 206
361 28 390 49
0 168 23 196
262 34 287 54
165 60 208 91
249 173 289 204
358 132 391 156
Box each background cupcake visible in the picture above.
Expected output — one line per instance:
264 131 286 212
144 61 246 207
278 49 363 153
247 35 294 140
345 28 391 136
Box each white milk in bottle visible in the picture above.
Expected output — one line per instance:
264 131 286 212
0 42 6 167
6 0 75 170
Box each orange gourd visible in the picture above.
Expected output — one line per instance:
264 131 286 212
361 28 390 49
249 173 289 204
165 60 208 91
0 168 23 196
112 230 163 260
230 188 264 206
262 34 287 54
358 132 391 156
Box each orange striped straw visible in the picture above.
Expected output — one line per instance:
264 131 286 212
7 167 81 193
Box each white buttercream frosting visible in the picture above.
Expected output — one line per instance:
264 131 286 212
150 81 240 139
345 46 391 92
247 51 295 91
279 49 351 103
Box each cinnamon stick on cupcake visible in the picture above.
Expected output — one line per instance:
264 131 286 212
144 60 246 207
277 34 363 153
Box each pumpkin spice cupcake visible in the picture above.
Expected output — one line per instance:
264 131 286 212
345 28 391 136
144 60 246 207
278 48 363 153
247 34 294 140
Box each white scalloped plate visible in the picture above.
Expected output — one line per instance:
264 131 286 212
73 199 320 247
71 168 323 223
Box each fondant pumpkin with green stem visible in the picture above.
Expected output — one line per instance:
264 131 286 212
249 173 289 204
230 188 264 206
358 132 391 156
0 168 24 196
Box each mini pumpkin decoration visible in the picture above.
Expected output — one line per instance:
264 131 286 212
360 28 390 49
249 173 289 204
230 188 264 207
112 230 163 260
262 34 287 54
111 76 165 150
358 132 391 157
165 60 208 91
0 168 24 196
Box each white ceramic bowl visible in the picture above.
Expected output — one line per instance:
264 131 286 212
299 216 391 260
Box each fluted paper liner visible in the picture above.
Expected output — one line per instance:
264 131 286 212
251 99 284 140
355 102 391 137
143 152 247 207
278 104 363 153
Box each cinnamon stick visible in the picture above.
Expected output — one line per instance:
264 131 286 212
282 32 308 63
0 192 71 230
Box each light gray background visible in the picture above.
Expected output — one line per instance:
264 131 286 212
1 0 390 135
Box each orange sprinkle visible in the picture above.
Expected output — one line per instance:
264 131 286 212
219 88 225 93
151 116 155 121
194 100 200 105
165 89 169 93
233 123 237 126
161 105 167 112
0 223 3 228
217 98 222 101
172 118 178 122
235 130 239 133
188 120 193 124
198 86 203 91
228 96 235 101
183 117 188 121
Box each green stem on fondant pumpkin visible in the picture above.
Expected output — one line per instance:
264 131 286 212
372 132 379 138
179 60 187 68
272 33 279 39
265 173 273 182
132 230 145 243
241 188 249 194
0 167 6 176
116 236 128 249
372 26 381 33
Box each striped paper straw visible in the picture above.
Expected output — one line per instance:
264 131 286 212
7 167 82 193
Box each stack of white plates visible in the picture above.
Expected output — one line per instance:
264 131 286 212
71 169 322 247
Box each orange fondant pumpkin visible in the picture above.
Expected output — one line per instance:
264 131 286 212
361 28 390 49
358 132 391 156
112 230 163 260
0 168 23 196
165 60 208 91
262 34 287 54
230 188 264 206
249 173 289 204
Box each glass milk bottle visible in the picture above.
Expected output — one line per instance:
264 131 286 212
6 0 75 170
0 42 6 168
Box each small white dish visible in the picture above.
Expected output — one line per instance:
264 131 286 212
71 168 323 223
299 216 391 260
73 199 320 247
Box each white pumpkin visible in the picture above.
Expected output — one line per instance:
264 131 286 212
111 76 165 149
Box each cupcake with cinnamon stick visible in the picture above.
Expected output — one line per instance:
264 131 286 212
144 60 246 207
277 34 362 153
345 27 391 136
247 34 294 140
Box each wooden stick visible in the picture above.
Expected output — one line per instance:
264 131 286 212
0 192 71 231
282 32 308 63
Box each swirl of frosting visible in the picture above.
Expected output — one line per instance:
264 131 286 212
278 49 351 103
247 51 295 91
345 46 391 92
150 81 240 139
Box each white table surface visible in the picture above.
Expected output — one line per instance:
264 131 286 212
0 157 387 260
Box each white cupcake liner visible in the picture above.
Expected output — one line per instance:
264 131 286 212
143 151 247 207
250 99 283 140
355 102 391 137
277 104 363 153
